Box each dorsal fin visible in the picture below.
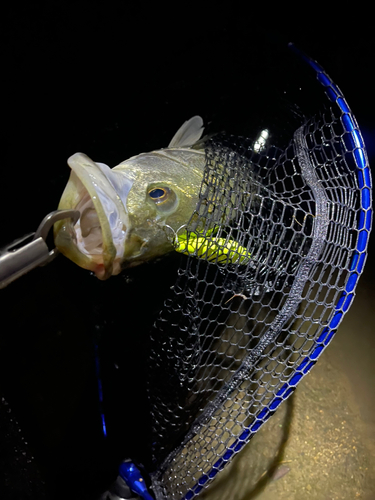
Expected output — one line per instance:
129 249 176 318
168 115 204 148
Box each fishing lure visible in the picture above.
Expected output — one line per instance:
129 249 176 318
175 230 250 265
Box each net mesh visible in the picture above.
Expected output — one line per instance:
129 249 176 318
146 56 372 500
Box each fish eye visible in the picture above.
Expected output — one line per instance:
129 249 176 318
148 188 168 200
147 186 178 212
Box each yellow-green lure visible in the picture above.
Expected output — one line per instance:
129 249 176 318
175 232 250 265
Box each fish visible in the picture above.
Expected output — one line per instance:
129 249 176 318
54 116 250 280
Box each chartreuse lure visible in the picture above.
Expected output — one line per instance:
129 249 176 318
175 230 250 265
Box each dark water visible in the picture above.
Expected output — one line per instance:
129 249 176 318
2 6 375 500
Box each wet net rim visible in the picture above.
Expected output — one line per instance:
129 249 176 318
181 46 373 500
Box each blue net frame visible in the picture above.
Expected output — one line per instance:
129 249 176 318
148 46 372 500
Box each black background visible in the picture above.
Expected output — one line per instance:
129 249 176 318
1 5 374 500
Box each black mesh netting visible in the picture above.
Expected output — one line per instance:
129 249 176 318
147 94 371 499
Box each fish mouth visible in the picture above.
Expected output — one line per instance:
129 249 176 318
54 153 133 279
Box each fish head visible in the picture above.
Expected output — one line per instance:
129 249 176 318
54 149 204 279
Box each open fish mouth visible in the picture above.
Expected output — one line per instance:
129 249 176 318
54 153 132 279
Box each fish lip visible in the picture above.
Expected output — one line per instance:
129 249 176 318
54 153 132 279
